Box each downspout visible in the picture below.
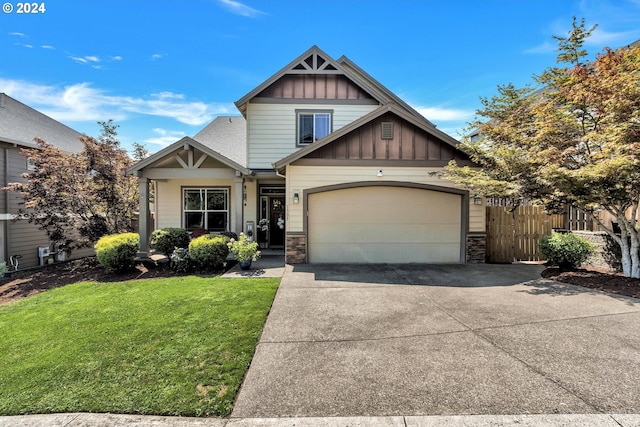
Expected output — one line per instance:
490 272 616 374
3 147 10 263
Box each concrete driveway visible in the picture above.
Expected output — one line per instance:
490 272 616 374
231 263 640 418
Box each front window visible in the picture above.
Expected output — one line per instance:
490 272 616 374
183 188 229 232
298 112 331 145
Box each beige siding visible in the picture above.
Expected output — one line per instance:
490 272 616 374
155 178 239 231
0 148 6 214
246 103 379 169
287 165 485 233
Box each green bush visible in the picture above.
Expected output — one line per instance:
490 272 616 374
189 234 229 271
0 262 7 277
150 228 190 255
539 233 595 270
95 233 140 272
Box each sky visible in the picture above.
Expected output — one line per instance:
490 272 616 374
2 0 640 154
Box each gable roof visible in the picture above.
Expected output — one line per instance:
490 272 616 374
192 115 246 166
273 103 468 170
126 136 252 176
336 56 436 127
234 45 390 116
0 93 84 153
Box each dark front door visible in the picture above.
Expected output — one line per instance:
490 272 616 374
269 196 285 247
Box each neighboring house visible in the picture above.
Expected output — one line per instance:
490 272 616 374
128 46 486 264
0 93 87 269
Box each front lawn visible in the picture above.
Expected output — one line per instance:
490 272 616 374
0 276 279 417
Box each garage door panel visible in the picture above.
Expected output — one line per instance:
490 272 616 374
308 186 463 263
311 242 461 263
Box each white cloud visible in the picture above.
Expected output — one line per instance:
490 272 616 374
10 32 27 37
217 0 266 17
0 78 232 126
144 128 186 147
41 45 55 50
112 55 123 61
524 40 556 55
413 105 474 122
69 55 102 65
151 53 166 60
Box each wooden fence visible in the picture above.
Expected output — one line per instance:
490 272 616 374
485 205 564 263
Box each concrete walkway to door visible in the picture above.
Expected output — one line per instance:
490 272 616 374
232 263 640 418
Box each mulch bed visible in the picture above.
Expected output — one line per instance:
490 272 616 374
2 258 640 306
0 257 179 306
541 266 640 299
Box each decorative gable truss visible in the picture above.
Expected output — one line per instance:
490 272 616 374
289 51 340 73
174 142 209 169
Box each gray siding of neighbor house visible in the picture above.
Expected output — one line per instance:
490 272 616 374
0 94 89 267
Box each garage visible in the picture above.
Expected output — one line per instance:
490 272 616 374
307 184 465 263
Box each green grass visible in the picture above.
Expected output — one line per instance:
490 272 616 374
0 276 279 417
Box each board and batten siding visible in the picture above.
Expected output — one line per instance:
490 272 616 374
286 165 485 233
246 102 379 169
155 178 239 231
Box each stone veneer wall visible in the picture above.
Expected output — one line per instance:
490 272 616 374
467 233 486 263
569 230 622 272
286 232 485 264
286 233 307 264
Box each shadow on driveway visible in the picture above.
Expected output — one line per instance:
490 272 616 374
290 262 546 287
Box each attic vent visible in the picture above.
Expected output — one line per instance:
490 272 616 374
324 64 337 70
381 122 394 139
293 63 306 70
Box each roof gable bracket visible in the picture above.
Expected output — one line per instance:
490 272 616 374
175 151 209 169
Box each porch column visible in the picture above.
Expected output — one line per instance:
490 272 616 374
233 175 244 236
137 177 151 259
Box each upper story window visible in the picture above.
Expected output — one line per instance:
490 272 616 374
297 111 332 145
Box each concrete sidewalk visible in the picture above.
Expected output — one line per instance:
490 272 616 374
3 412 640 426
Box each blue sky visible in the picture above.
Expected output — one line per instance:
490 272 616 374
2 0 640 154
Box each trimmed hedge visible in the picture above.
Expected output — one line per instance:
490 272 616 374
539 232 595 270
95 233 140 272
150 228 190 255
189 234 229 271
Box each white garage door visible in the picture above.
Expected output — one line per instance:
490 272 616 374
308 186 462 263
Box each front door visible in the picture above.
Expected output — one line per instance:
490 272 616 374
259 187 286 248
269 197 285 247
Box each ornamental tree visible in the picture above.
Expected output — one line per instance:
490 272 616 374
3 120 139 254
444 18 640 278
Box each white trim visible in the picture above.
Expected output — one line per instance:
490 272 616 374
0 214 16 220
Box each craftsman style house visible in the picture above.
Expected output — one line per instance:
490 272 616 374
128 46 486 263
0 93 89 269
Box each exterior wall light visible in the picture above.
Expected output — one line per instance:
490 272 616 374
473 194 482 205
377 169 383 177
293 192 299 204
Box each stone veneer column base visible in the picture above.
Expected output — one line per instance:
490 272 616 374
467 232 486 263
286 233 307 264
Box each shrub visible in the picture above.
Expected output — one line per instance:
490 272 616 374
170 247 193 273
0 262 7 277
150 228 190 256
189 234 230 271
190 228 210 240
95 233 140 272
539 233 595 270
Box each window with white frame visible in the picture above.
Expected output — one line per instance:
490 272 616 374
183 188 229 231
297 111 331 145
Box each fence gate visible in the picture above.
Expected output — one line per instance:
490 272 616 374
486 205 564 263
